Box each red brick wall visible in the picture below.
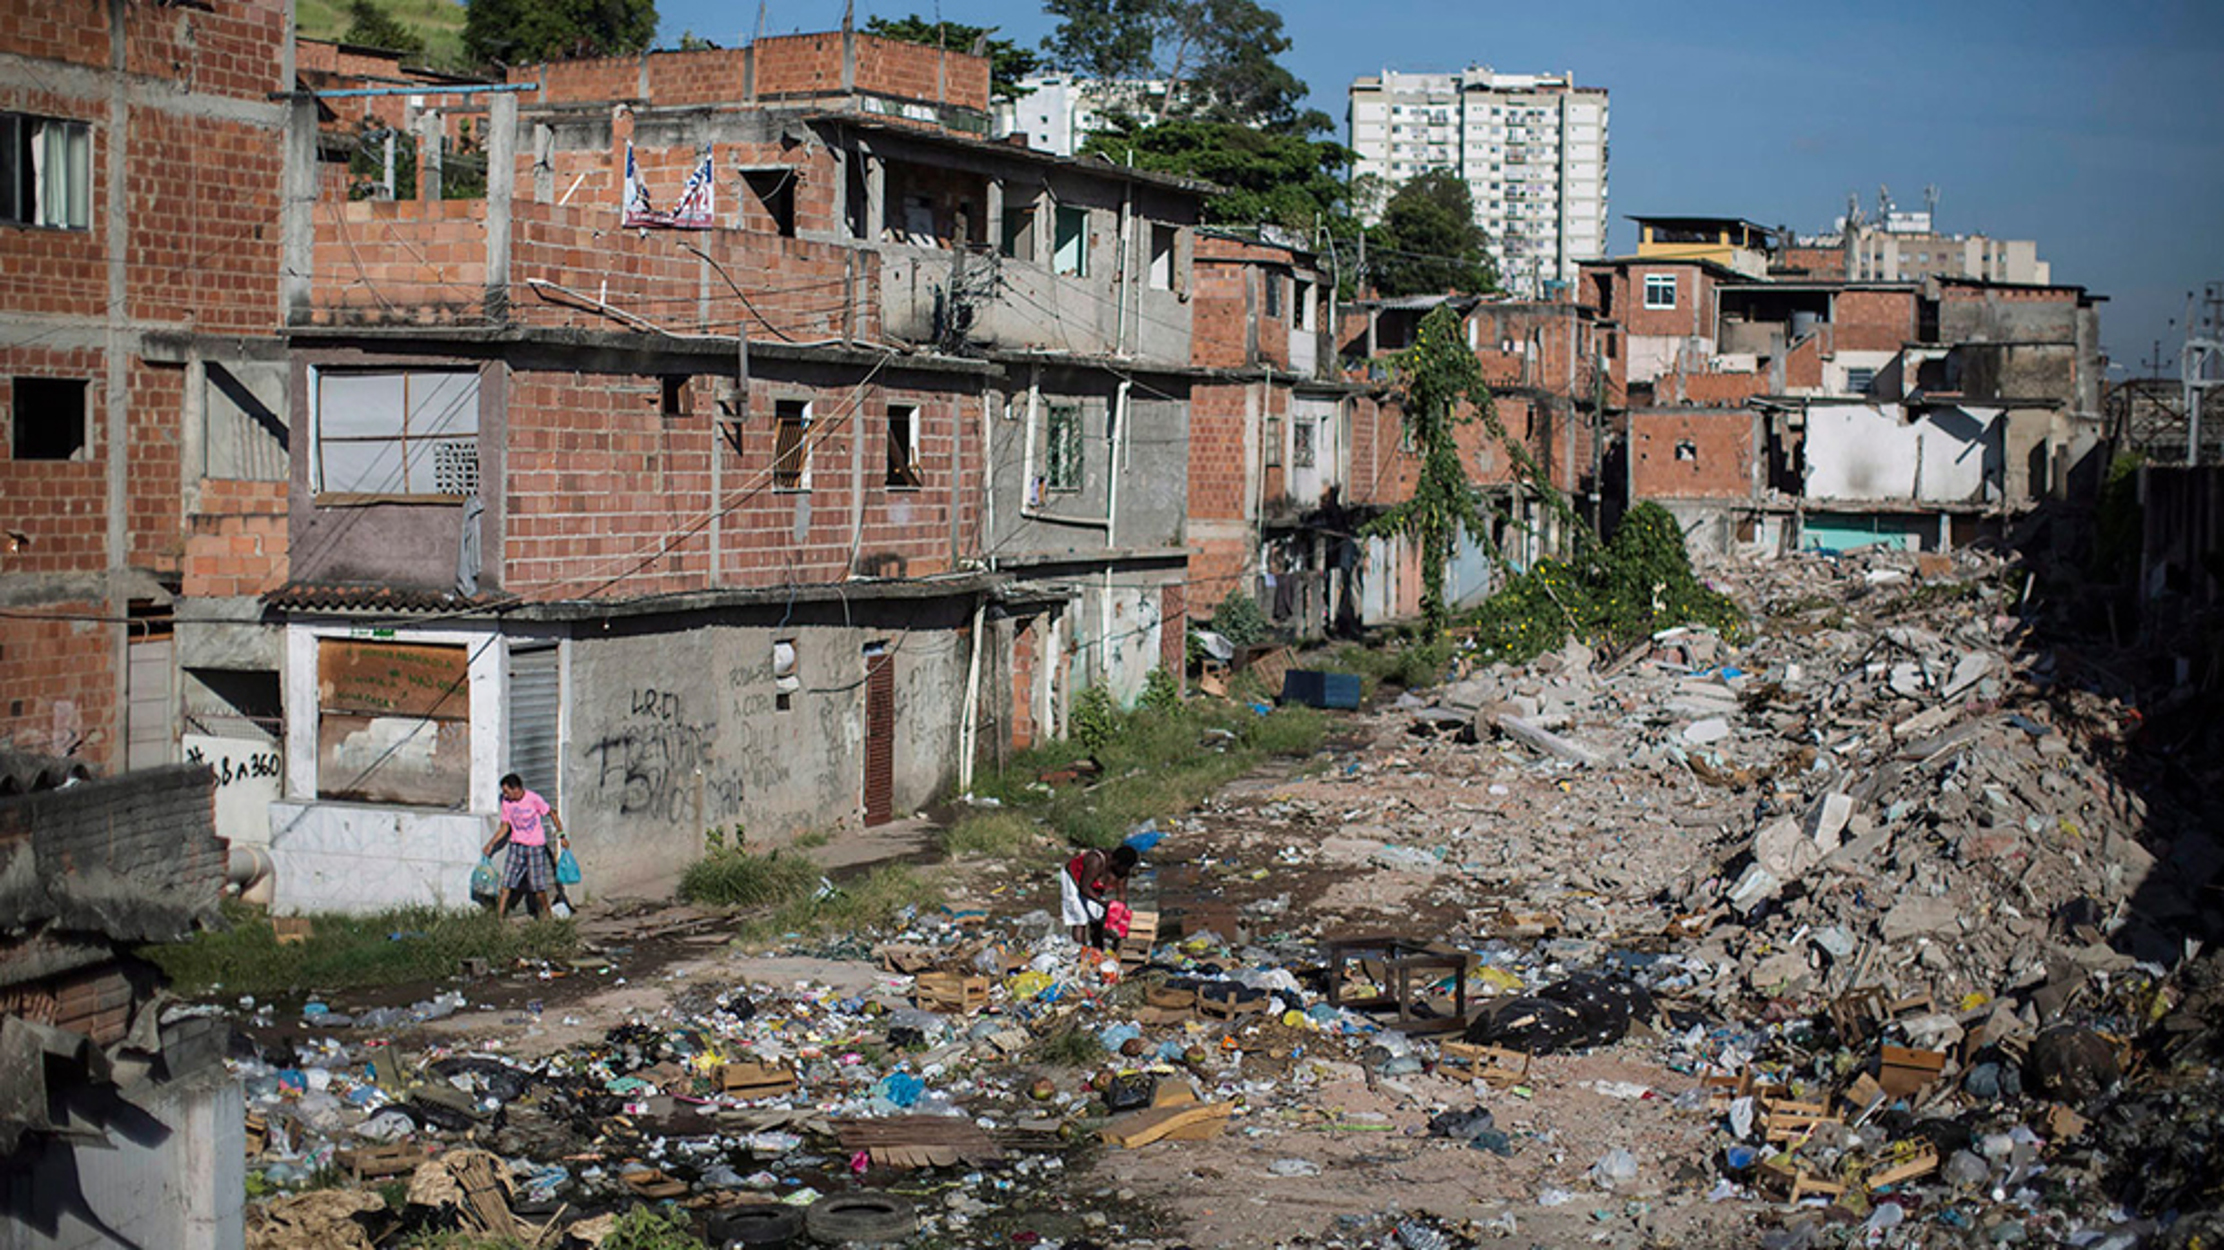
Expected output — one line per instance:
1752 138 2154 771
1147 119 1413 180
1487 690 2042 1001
1189 258 1254 368
309 199 492 323
0 603 114 760
0 360 108 575
1668 369 1767 408
1629 409 1755 501
2 0 289 773
1778 245 1846 280
1832 289 1915 352
503 372 973 598
1618 264 1717 338
1783 333 1824 390
183 480 289 598
519 34 990 112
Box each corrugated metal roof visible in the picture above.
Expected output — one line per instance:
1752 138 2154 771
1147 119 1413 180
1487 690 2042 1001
0 751 93 796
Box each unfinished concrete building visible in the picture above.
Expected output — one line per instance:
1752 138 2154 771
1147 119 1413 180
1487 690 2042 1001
265 31 1218 905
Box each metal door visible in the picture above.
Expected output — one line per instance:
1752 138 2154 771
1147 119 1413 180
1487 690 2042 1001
126 638 173 770
862 642 894 826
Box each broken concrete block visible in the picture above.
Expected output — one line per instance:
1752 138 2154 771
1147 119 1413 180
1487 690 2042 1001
1942 652 1994 701
1726 863 1782 915
1494 714 1610 767
1753 817 1823 882
1805 793 1855 853
1683 717 1732 746
1880 895 1959 942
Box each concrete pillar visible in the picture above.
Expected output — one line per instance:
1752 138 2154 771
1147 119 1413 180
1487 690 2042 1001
484 93 518 322
416 110 443 202
984 178 1003 253
280 100 319 330
532 123 554 203
862 152 884 242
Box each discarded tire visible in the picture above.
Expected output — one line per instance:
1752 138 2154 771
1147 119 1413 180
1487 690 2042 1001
806 1193 916 1244
1463 996 1587 1053
709 1204 805 1247
1539 973 1650 1048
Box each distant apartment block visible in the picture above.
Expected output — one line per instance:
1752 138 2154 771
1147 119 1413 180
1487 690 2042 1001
1347 67 1608 298
1798 206 2050 285
993 74 1169 157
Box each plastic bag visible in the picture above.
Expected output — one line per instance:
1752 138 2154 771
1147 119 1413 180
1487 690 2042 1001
1104 899 1133 938
469 856 498 900
555 847 582 885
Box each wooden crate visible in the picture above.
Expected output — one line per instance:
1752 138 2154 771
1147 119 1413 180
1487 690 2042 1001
339 1143 426 1182
1760 1097 1839 1143
244 1110 268 1158
1865 1146 1939 1190
718 1061 799 1099
1119 909 1160 967
913 972 990 1014
1878 1045 1947 1099
1758 1159 1847 1203
1440 1042 1530 1088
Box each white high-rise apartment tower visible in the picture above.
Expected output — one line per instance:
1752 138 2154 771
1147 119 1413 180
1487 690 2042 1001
1347 67 1608 298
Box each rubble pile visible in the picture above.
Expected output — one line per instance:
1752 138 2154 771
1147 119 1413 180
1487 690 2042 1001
204 547 2218 1248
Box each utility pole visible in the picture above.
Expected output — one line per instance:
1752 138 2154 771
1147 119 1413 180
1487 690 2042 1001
2186 282 2224 466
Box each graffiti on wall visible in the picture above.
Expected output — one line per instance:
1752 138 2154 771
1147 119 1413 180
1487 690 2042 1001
584 688 744 824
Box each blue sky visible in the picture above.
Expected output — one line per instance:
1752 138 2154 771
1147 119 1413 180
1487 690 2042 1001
658 0 2224 373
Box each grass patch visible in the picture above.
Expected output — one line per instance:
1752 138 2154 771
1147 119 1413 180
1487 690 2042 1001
942 811 1042 858
678 848 820 908
974 697 1328 849
788 828 833 850
737 864 942 944
1031 1024 1108 1067
141 901 576 998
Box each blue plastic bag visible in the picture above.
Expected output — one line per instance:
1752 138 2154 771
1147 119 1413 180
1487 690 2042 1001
469 856 498 899
555 847 581 885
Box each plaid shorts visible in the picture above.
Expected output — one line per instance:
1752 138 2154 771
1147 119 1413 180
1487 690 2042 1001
502 841 555 894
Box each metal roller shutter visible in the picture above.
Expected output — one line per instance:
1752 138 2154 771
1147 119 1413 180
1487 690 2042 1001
507 644 561 802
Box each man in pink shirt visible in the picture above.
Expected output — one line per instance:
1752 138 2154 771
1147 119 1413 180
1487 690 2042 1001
483 772 564 920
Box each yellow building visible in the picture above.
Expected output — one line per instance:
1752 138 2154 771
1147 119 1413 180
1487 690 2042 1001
1631 215 1778 278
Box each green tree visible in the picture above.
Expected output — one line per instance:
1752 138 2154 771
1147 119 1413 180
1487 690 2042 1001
462 0 657 67
865 16 1042 103
1367 168 1495 297
1081 116 1350 232
1042 0 1321 132
674 30 719 51
1040 0 1165 83
343 0 425 57
1364 304 1491 632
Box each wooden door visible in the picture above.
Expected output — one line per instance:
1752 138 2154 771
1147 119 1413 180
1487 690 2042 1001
862 642 894 826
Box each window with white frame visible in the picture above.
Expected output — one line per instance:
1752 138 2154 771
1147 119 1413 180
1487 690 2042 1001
1642 273 1677 309
773 399 812 490
2 113 91 229
313 369 480 498
1292 419 1316 468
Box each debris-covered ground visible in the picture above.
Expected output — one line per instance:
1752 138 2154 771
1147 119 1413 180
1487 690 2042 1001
212 547 2222 1249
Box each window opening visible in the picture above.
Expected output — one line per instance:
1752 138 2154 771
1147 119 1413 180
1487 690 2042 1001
885 403 921 487
773 399 811 490
10 377 88 460
2 113 91 229
1045 404 1082 491
742 168 797 236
